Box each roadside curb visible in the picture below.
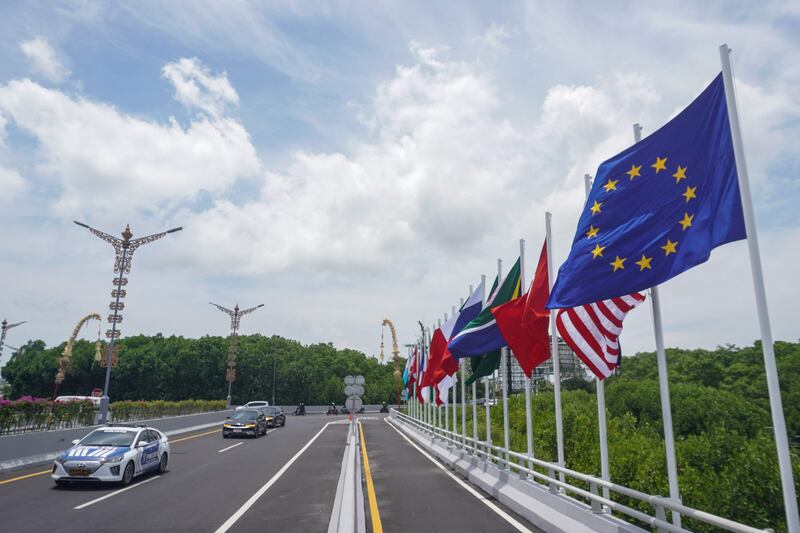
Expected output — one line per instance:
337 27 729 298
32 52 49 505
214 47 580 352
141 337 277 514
0 420 223 474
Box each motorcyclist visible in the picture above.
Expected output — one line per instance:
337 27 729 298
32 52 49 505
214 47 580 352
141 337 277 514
380 401 389 413
295 402 306 416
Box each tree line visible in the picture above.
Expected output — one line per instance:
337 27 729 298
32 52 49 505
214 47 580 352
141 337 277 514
1 334 400 406
465 339 800 532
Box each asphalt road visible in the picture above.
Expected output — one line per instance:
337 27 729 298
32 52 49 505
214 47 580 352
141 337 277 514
0 414 542 532
359 416 542 533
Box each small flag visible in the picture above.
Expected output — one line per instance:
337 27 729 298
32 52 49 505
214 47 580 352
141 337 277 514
449 258 522 358
428 280 487 395
492 241 551 377
556 293 646 379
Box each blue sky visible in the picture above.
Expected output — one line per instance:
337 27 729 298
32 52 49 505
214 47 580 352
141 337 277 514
0 1 798 369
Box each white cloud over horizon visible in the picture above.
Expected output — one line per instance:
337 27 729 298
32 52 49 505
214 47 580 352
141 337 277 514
0 2 798 364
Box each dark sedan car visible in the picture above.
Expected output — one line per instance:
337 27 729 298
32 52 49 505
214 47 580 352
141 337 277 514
222 409 268 438
259 406 286 428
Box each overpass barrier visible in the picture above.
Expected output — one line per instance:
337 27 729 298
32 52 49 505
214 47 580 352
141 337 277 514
389 409 770 533
328 418 366 533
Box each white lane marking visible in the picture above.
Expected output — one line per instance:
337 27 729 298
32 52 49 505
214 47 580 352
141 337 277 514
74 475 161 510
385 418 533 533
214 422 333 533
218 442 243 453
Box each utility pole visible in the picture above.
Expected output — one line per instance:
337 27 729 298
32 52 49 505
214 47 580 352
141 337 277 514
75 221 182 424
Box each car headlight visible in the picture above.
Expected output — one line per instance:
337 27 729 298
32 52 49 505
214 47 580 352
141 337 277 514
223 424 233 428
244 424 256 428
55 455 68 464
101 455 124 464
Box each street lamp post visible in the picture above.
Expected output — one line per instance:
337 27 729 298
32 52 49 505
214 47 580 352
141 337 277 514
0 319 26 381
272 339 277 407
209 303 264 408
75 221 182 424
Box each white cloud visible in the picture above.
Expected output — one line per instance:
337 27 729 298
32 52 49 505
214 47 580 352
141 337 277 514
0 115 26 202
481 23 513 50
178 43 528 275
1 2 799 362
0 167 25 201
19 36 70 83
119 1 322 82
0 59 260 215
162 57 239 118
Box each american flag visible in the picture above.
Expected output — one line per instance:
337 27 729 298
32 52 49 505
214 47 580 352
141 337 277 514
555 292 646 379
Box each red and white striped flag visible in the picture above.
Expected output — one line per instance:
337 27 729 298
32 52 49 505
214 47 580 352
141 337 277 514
555 292 646 379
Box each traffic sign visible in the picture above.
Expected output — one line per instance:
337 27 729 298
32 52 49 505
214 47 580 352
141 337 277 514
344 375 355 385
355 375 365 385
91 388 103 397
344 384 365 396
346 397 363 411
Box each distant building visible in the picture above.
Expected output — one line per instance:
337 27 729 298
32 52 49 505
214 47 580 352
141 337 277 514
502 337 589 394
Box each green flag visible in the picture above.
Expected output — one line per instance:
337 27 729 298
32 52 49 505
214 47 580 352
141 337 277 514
460 259 521 385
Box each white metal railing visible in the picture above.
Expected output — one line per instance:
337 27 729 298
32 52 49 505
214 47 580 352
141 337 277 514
390 409 771 533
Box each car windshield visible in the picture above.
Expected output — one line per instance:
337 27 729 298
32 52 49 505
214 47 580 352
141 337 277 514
79 429 136 447
230 410 259 421
246 402 267 407
261 407 277 415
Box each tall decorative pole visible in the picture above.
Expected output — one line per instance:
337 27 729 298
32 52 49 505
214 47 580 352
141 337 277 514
210 302 264 408
53 313 102 399
381 319 402 408
74 221 182 424
0 319 26 380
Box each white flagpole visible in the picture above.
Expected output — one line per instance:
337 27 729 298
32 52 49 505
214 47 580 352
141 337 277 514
425 326 431 428
486 266 495 457
634 123 681 527
443 314 449 435
452 304 458 437
546 212 566 483
497 258 511 467
720 44 799 533
437 319 442 433
460 295 467 446
585 173 611 504
474 278 483 453
521 238 535 470
460 358 466 444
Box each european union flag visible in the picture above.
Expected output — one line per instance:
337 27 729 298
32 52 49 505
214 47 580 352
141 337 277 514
547 74 746 309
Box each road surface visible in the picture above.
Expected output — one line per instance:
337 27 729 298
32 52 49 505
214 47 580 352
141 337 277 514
0 414 541 532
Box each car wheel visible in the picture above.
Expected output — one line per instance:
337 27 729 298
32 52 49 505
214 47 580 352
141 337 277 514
223 433 230 439
158 453 168 473
121 462 134 485
281 419 286 427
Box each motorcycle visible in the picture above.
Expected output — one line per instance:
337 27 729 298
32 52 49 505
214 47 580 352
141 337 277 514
294 403 306 416
379 402 389 413
326 404 339 415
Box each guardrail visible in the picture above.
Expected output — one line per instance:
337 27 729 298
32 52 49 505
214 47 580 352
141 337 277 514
390 409 771 533
328 418 366 533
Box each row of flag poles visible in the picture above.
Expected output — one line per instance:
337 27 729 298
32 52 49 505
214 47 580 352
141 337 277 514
400 45 798 532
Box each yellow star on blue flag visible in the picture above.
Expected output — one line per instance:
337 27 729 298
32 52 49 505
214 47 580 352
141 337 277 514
547 74 746 309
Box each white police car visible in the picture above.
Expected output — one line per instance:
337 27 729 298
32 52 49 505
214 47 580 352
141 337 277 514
52 424 170 486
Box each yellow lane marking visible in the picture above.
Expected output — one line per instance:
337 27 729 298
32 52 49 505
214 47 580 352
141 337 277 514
358 421 383 533
0 469 51 485
170 428 219 443
0 428 220 486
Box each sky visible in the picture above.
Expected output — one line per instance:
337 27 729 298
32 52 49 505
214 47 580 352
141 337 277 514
0 1 798 368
